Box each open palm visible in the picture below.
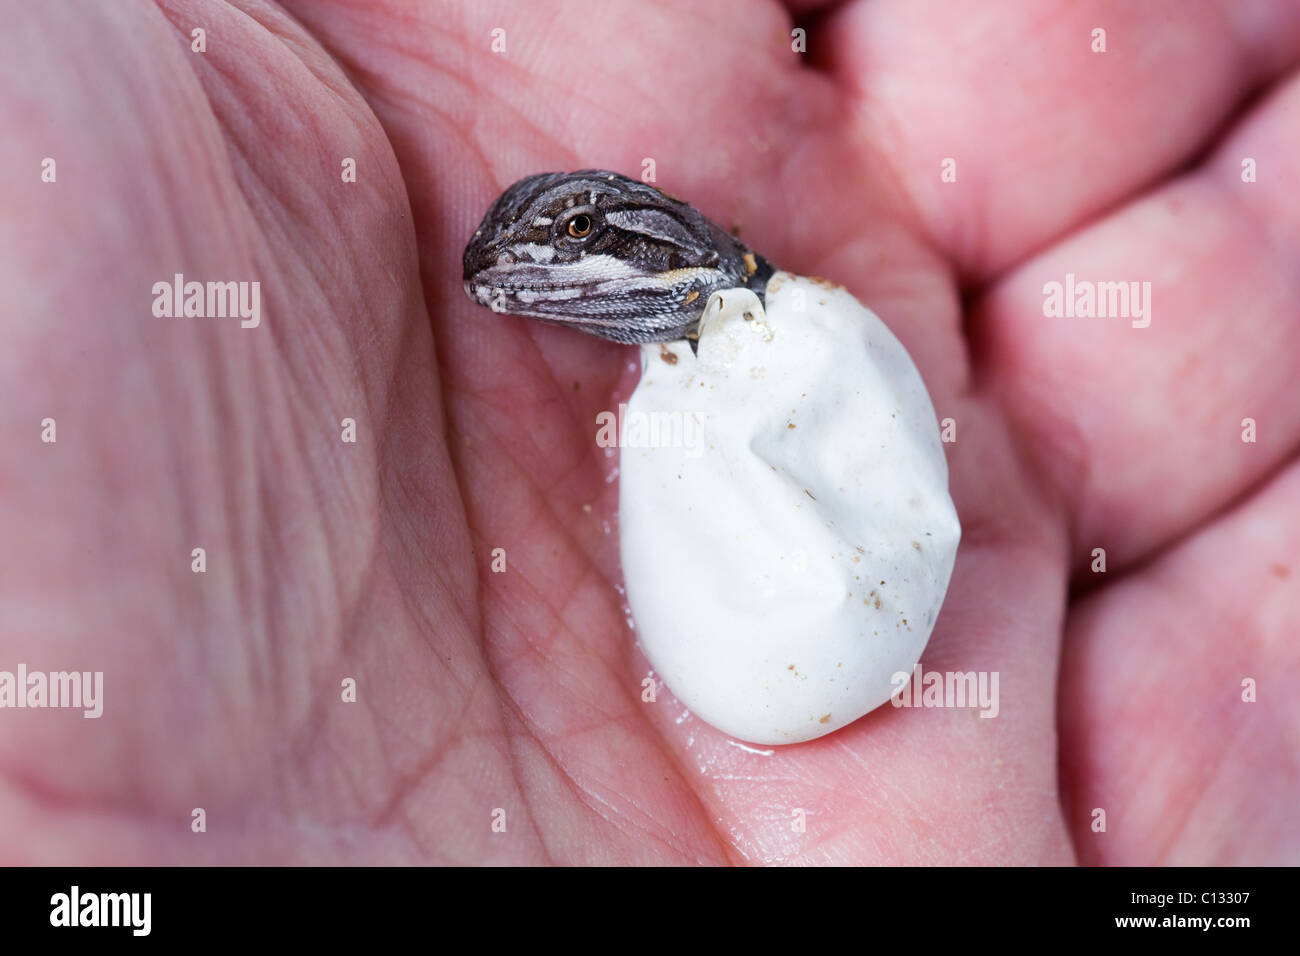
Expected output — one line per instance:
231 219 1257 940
3 0 1297 864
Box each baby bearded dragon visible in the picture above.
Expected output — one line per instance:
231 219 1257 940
462 170 774 344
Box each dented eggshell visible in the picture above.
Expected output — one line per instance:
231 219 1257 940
618 272 960 745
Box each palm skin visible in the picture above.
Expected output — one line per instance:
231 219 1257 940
1 0 1297 865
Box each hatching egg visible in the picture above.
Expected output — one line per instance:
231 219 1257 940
619 273 960 744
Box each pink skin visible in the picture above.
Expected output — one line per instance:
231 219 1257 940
0 0 1297 864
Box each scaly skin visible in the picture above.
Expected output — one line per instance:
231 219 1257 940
463 170 773 344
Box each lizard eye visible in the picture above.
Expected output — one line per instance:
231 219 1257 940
557 206 600 243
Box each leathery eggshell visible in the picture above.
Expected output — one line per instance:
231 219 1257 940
618 272 960 745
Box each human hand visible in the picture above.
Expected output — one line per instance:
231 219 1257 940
2 0 1296 864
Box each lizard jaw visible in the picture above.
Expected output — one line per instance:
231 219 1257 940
465 260 725 343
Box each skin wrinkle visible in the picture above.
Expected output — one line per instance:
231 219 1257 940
251 385 313 712
356 613 491 832
189 1 333 123
189 366 260 750
137 11 291 735
0 781 207 866
492 708 563 866
473 460 632 676
183 18 407 326
486 584 735 862
242 1 376 108
290 618 473 844
653 750 757 866
378 267 482 623
967 385 1079 554
507 366 625 553
174 23 315 229
287 709 371 822
1076 431 1300 594
0 762 167 830
489 571 620 699
391 562 471 697
506 733 665 868
970 338 1092 547
383 444 472 628
364 698 498 841
532 725 712 864
453 56 589 167
834 97 950 284
153 19 436 814
390 469 478 634
457 388 600 530
1151 718 1250 865
366 703 467 835
272 652 356 809
170 0 475 853
491 600 591 695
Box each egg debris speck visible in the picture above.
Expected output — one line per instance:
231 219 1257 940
619 272 960 745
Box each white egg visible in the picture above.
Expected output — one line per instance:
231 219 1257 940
619 272 960 744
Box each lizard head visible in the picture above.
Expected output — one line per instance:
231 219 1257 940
462 170 772 344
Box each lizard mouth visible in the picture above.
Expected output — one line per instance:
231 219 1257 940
463 261 723 343
464 278 590 305
463 259 613 305
466 261 717 299
462 265 722 344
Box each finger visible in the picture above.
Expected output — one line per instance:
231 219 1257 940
971 68 1300 574
1059 459 1300 864
812 0 1300 277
